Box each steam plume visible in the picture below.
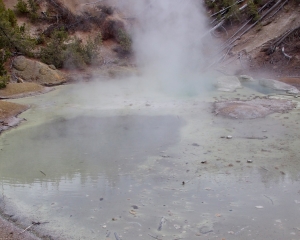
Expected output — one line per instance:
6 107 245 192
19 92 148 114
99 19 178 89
124 0 217 93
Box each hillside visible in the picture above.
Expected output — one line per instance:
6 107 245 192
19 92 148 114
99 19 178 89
206 0 300 82
1 0 300 83
1 0 132 85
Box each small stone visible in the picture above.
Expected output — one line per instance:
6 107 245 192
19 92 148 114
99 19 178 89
247 160 253 163
129 209 137 216
48 64 56 70
174 224 181 229
227 135 232 139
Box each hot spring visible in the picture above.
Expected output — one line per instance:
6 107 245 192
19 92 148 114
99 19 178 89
1 0 300 239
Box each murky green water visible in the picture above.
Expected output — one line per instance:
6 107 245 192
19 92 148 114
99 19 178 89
242 81 281 94
1 81 300 239
0 115 183 182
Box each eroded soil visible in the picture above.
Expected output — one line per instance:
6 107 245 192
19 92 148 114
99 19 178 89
214 97 297 119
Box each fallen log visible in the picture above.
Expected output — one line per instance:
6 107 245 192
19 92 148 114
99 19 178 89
281 46 292 59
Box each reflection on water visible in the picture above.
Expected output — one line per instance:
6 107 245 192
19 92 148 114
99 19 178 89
0 115 184 184
242 81 284 94
1 83 300 239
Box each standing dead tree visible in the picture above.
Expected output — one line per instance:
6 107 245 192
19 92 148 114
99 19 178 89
43 0 116 36
263 25 300 55
207 0 291 66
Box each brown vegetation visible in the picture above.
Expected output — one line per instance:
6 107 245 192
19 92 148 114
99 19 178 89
0 82 46 98
0 100 28 120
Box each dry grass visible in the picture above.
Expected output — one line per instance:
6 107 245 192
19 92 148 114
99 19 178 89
0 101 28 120
0 83 45 98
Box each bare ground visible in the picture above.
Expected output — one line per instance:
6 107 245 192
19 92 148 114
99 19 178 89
0 83 50 99
213 97 297 119
0 215 41 240
216 1 300 82
0 100 29 134
0 101 28 120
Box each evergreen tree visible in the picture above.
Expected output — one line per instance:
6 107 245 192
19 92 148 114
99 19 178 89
0 0 35 88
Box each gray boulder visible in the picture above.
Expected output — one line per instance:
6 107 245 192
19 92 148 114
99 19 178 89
259 78 300 94
238 75 255 82
12 56 67 86
215 76 242 92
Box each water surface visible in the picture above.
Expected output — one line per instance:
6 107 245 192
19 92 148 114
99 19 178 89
1 82 300 239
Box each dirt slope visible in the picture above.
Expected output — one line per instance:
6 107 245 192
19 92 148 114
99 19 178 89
216 1 300 80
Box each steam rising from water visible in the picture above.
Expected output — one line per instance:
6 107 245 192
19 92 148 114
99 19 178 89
125 0 217 93
65 0 218 94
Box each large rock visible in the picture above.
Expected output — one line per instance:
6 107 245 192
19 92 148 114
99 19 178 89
259 78 300 94
12 56 67 86
238 75 255 82
215 76 242 92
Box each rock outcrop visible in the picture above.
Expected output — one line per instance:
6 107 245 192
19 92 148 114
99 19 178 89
238 75 255 82
214 98 296 119
259 78 300 94
12 56 67 86
215 76 242 92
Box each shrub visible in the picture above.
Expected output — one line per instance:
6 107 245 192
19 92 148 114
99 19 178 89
248 0 260 21
19 23 26 33
0 49 8 89
1 0 35 55
84 33 102 65
15 0 29 15
36 33 45 45
253 0 262 5
40 44 65 68
63 38 87 69
0 52 7 76
117 29 132 52
39 29 68 68
205 0 216 9
40 30 102 69
7 9 17 27
15 0 39 21
28 0 39 22
227 4 241 21
0 75 9 89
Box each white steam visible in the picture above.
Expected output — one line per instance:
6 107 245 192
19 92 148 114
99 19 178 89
66 0 219 95
120 0 218 94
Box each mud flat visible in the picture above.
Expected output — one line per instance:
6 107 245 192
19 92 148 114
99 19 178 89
0 79 300 239
0 100 29 135
0 213 41 240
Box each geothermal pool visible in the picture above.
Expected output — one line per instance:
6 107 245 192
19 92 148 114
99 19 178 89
1 80 300 239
